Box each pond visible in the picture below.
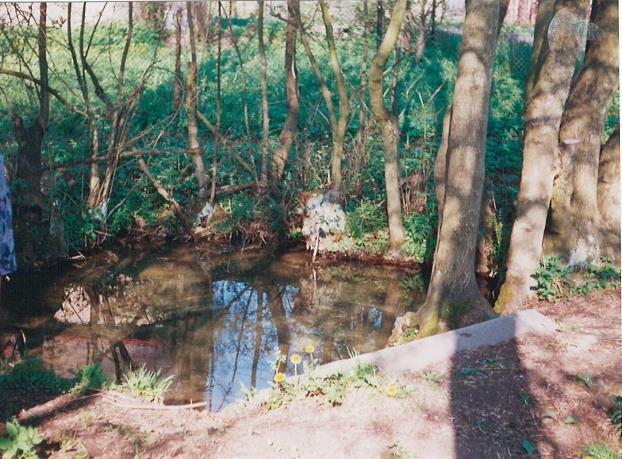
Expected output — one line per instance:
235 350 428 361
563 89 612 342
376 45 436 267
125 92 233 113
0 245 425 411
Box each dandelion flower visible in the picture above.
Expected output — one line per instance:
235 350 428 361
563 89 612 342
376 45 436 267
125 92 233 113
385 384 398 397
290 354 302 365
274 372 286 384
304 344 315 354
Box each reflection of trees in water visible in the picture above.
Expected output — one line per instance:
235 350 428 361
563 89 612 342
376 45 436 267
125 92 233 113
42 253 417 410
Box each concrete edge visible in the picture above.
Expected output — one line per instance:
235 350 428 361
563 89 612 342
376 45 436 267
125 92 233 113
314 309 557 378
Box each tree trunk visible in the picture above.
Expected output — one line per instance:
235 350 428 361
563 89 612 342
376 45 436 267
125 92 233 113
320 0 349 195
369 0 407 257
548 0 619 265
376 0 385 49
272 0 300 184
353 0 371 197
173 7 183 113
186 2 208 199
495 0 590 313
597 126 620 261
12 2 49 267
67 3 101 210
258 0 270 189
416 0 505 334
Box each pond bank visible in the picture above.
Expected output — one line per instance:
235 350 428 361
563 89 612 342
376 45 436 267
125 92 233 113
5 289 620 458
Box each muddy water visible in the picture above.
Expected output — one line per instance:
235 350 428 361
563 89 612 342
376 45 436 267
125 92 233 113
0 245 425 410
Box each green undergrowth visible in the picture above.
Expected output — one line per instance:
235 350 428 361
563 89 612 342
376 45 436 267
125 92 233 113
0 421 43 459
0 358 105 419
581 443 622 459
533 257 621 302
107 366 174 403
264 362 409 410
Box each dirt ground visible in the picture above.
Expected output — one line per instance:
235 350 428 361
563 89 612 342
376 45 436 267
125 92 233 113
17 289 622 458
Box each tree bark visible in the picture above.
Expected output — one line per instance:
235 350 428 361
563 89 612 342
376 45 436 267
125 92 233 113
185 2 208 199
376 0 385 49
320 0 349 195
597 126 620 261
258 0 270 189
495 0 590 313
173 7 183 113
548 0 619 265
272 0 300 184
416 0 505 334
369 0 407 257
12 2 49 266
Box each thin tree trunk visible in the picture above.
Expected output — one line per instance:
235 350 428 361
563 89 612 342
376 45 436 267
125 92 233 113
376 0 385 49
95 1 135 214
258 0 270 189
495 0 590 313
369 0 407 257
416 0 506 334
186 2 208 199
548 0 619 265
272 0 300 184
210 2 223 207
68 3 101 210
320 0 349 195
173 7 183 113
354 0 371 197
597 126 620 261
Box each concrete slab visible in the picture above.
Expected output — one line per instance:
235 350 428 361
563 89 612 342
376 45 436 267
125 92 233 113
315 309 557 377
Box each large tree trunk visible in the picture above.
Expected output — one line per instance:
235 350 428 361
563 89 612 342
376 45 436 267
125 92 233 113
12 2 49 267
272 0 300 184
597 126 620 261
415 0 506 335
369 0 407 257
547 0 619 265
495 0 590 313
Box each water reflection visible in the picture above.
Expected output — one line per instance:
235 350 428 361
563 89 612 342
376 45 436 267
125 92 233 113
0 246 424 410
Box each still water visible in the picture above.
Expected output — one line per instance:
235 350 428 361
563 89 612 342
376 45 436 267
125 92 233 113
0 245 425 410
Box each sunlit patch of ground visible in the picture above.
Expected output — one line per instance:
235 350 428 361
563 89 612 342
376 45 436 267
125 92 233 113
29 289 622 458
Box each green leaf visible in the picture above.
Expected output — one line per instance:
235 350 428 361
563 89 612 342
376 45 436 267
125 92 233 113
522 439 536 455
5 422 18 438
564 416 577 425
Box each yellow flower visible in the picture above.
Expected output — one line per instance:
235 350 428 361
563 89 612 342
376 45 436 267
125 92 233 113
290 354 302 365
385 384 398 397
274 372 286 384
304 344 315 354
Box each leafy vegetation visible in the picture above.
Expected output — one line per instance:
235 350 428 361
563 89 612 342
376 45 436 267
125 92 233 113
267 362 409 410
0 421 43 459
0 358 106 419
581 443 621 459
534 257 621 302
107 366 174 403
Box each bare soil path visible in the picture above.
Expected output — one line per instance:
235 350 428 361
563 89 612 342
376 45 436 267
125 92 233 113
29 289 622 458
